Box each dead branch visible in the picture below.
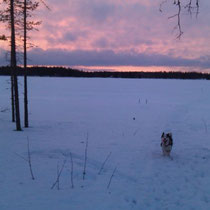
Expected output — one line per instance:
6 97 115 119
27 137 35 180
15 137 35 180
196 0 199 18
160 0 200 38
57 163 60 190
51 159 67 190
107 166 117 189
70 152 74 188
202 119 208 133
133 129 140 136
83 133 89 180
14 152 28 162
0 107 9 112
185 0 193 16
98 152 112 175
168 0 183 39
185 0 199 17
39 0 51 11
159 0 167 12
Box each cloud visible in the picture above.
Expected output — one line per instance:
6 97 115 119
27 48 210 68
92 38 110 48
77 1 116 23
30 0 210 59
63 32 78 42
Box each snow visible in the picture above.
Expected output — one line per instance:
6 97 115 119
1 76 210 210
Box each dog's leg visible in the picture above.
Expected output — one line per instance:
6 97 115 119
162 147 165 156
168 155 173 160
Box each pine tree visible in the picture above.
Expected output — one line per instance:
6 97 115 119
10 0 21 130
1 0 47 130
21 0 40 127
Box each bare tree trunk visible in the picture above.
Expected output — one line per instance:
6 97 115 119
24 0 29 128
10 0 21 131
10 74 15 122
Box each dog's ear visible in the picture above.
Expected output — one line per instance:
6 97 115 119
161 132 164 137
168 133 172 137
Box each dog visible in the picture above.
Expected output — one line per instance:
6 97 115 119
161 132 173 156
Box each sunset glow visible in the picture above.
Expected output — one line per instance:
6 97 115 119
73 65 210 73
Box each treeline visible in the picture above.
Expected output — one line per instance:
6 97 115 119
0 66 210 80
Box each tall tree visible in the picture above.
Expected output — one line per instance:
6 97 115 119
23 0 28 127
19 0 49 128
21 0 40 127
1 0 47 130
10 0 21 130
0 0 16 123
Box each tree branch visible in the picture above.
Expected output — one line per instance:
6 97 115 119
160 0 200 38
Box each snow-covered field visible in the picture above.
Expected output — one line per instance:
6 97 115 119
1 76 210 210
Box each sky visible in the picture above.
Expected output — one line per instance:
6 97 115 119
0 0 210 72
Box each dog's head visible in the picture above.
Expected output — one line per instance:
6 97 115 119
161 132 173 146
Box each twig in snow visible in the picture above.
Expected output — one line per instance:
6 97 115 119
202 119 208 133
0 107 9 113
98 152 112 175
107 166 117 189
51 160 66 190
133 129 139 136
70 152 74 188
15 137 35 180
27 137 35 180
57 163 60 190
83 133 89 180
14 152 28 162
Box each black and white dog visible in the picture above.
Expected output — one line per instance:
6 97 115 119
161 132 173 156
